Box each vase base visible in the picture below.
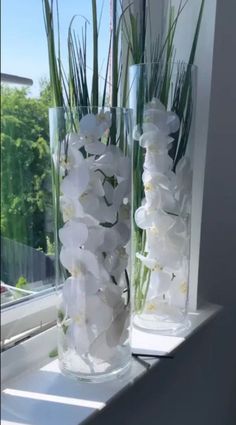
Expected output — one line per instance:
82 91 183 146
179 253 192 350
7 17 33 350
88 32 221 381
133 312 191 335
59 352 131 383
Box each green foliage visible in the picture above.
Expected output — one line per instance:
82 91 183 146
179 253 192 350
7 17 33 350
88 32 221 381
16 275 28 289
1 84 53 251
49 348 58 358
46 235 55 255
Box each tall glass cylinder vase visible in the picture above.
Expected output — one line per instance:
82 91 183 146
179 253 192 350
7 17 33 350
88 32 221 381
49 106 132 381
130 62 197 333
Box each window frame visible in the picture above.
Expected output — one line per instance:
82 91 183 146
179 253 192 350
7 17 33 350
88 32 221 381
1 290 57 347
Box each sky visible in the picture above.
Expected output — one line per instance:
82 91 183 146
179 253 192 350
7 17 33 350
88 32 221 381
1 0 111 97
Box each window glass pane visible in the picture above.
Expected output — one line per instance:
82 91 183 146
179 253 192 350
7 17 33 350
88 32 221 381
1 82 55 307
1 0 110 309
1 0 54 307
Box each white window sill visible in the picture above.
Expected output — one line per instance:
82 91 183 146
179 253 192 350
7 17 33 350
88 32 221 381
1 303 221 425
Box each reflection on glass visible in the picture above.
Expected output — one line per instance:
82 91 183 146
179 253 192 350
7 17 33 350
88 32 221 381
1 82 55 306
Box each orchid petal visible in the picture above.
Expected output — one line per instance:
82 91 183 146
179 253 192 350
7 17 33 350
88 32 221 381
135 206 157 229
61 163 89 198
59 220 88 247
113 180 129 208
149 269 172 294
95 200 117 224
106 308 129 347
86 293 113 330
85 141 106 155
68 132 84 150
84 225 105 252
60 247 100 278
80 193 100 217
79 114 97 136
60 196 84 222
103 181 114 204
100 228 119 252
136 253 157 270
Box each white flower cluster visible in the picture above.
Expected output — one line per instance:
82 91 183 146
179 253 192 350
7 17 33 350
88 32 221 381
134 98 193 312
58 112 130 362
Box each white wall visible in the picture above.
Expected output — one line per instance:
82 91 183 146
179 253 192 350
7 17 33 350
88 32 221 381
198 0 236 308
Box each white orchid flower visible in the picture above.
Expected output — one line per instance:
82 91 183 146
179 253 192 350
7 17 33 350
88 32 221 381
136 253 171 295
86 170 105 197
74 170 107 219
60 247 99 279
113 221 130 247
113 180 130 209
80 192 100 217
59 142 84 171
166 216 189 254
61 162 90 198
133 122 159 141
144 98 166 111
68 290 115 358
139 128 173 152
104 247 128 284
89 305 129 361
144 109 180 135
166 259 189 308
60 196 84 222
62 278 94 354
174 156 193 215
116 155 130 182
100 285 124 312
78 112 111 155
149 269 172 295
62 277 86 319
145 213 174 243
86 292 114 332
146 236 183 269
83 222 105 253
92 152 115 178
135 206 173 231
144 98 180 135
94 199 117 224
93 146 131 182
142 170 176 211
103 181 114 204
106 307 130 347
144 149 173 174
99 221 129 253
63 278 115 355
59 220 88 248
60 252 102 297
142 169 170 190
66 323 94 355
135 205 158 229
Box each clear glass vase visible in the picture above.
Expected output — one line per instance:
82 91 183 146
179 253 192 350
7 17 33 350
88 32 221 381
49 106 132 381
130 62 196 333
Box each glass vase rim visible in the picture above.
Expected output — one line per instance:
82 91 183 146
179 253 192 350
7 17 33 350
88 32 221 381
49 105 133 113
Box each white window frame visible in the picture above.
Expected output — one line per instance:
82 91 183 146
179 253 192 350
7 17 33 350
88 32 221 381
1 290 57 347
